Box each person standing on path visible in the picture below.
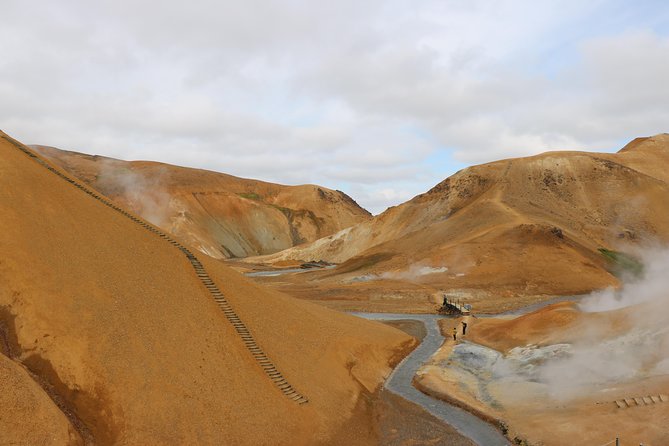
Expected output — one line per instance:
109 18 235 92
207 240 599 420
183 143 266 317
452 327 457 341
461 321 468 336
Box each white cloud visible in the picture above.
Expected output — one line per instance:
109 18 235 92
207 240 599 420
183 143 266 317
1 1 669 213
346 186 419 215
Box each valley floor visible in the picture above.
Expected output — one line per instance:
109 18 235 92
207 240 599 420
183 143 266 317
232 261 669 444
229 259 584 314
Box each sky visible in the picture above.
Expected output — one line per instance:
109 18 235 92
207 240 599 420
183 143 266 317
2 1 669 214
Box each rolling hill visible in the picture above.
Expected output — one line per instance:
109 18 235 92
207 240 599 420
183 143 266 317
253 135 669 308
32 145 370 259
0 131 412 445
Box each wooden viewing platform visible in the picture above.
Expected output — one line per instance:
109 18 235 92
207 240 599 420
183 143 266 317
438 296 470 315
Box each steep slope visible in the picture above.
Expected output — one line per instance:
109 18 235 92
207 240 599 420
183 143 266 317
0 131 412 445
0 353 82 444
32 145 370 259
255 135 669 303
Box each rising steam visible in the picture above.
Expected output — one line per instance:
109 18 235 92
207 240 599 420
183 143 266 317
96 159 173 227
491 248 669 400
349 264 449 283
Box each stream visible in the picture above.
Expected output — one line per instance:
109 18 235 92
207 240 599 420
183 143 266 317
244 268 307 277
351 312 510 445
246 267 579 444
244 265 336 277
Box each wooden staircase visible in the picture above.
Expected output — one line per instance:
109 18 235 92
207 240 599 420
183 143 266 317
4 133 308 404
614 394 667 409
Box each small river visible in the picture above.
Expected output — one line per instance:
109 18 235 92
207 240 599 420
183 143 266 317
245 268 308 277
351 313 510 445
351 296 586 445
244 265 336 278
247 266 581 444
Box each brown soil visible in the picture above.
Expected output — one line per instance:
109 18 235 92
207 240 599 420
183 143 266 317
249 273 442 313
0 354 83 445
0 131 414 445
381 320 428 342
242 266 591 315
33 145 370 259
372 390 476 446
251 134 669 305
456 302 632 352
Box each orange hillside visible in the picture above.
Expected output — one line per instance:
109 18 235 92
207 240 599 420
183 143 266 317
253 135 669 304
0 131 413 445
33 145 371 259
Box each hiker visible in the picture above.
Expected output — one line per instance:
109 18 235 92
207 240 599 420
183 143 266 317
442 295 448 307
462 321 468 336
452 327 457 341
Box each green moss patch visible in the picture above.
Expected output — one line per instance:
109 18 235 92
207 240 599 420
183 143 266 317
237 192 262 201
598 248 644 278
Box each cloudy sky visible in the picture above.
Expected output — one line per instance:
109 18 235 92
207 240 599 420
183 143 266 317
2 1 669 213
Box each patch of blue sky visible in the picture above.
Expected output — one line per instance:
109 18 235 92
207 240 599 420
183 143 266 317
397 124 466 178
606 137 641 154
423 148 467 180
517 0 669 79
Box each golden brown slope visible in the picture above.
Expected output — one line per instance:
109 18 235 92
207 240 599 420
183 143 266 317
0 353 82 444
0 131 412 445
253 135 669 311
32 145 370 259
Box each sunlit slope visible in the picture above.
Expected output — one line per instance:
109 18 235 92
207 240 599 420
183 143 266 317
259 135 669 296
0 131 411 445
33 145 371 259
0 353 81 444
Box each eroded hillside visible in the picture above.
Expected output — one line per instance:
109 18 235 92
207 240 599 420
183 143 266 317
0 131 412 445
33 145 370 259
251 135 669 310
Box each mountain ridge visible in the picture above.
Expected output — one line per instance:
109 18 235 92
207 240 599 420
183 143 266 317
248 134 669 310
32 145 371 259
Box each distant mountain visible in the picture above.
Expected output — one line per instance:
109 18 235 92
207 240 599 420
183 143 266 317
32 145 371 259
256 135 669 298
